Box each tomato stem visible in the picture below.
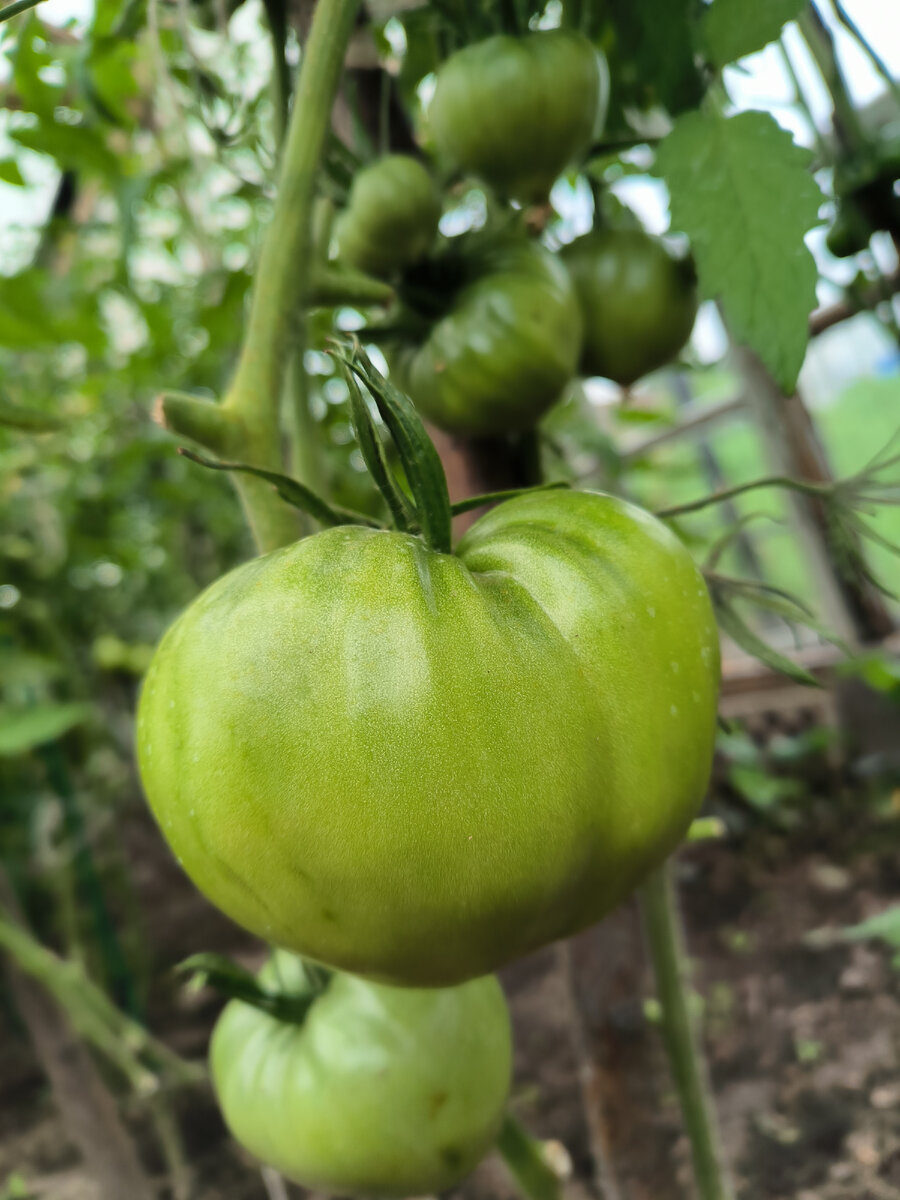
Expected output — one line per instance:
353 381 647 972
639 863 734 1200
160 0 363 554
496 1112 563 1200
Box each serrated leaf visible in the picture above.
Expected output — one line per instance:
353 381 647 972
702 0 805 67
657 109 822 391
0 703 92 757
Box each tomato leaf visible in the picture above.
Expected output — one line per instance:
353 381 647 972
712 598 820 687
336 343 453 555
601 0 705 122
701 0 805 68
656 109 822 392
0 703 92 757
0 398 64 432
450 482 569 517
0 159 26 186
178 450 382 531
339 361 417 534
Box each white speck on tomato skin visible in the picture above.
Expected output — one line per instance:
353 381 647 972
646 605 656 617
670 705 679 717
670 661 680 673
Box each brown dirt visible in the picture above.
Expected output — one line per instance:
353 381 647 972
2 800 900 1200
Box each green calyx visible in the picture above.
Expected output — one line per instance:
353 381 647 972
178 951 331 1027
180 341 567 555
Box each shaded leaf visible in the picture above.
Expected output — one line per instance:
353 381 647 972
0 703 92 757
179 451 381 531
702 0 805 67
713 598 819 686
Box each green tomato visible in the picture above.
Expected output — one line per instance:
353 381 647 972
390 238 582 436
212 953 511 1198
137 489 719 986
429 30 608 204
562 230 698 387
335 155 441 278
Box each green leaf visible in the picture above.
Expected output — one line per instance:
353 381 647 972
0 703 92 757
842 905 900 950
601 0 705 121
702 0 805 67
713 598 819 686
12 122 120 178
728 763 802 811
337 344 453 556
450 482 568 516
178 451 381 531
657 109 822 391
0 398 63 431
0 160 25 186
339 364 416 534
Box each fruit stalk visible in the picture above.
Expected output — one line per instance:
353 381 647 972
496 1112 562 1200
639 863 734 1200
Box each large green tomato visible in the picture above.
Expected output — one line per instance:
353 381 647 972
390 238 582 436
335 155 441 279
137 489 719 986
562 230 699 386
429 30 608 204
211 953 511 1198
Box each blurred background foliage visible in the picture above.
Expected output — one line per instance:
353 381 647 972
0 2 899 1193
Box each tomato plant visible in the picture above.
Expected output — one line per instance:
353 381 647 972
562 229 699 386
334 155 442 278
428 30 608 204
137 443 720 985
211 952 512 1197
389 236 583 436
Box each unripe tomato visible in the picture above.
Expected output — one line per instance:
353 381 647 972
335 155 441 278
390 238 582 436
428 30 608 204
562 230 698 386
211 953 511 1198
137 490 719 986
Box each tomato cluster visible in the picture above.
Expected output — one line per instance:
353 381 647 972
138 25 722 1197
323 30 698 437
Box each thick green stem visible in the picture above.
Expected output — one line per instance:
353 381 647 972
162 0 362 553
496 1113 562 1200
639 865 733 1200
223 0 360 424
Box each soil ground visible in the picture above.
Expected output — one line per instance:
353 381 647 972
2 791 899 1200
